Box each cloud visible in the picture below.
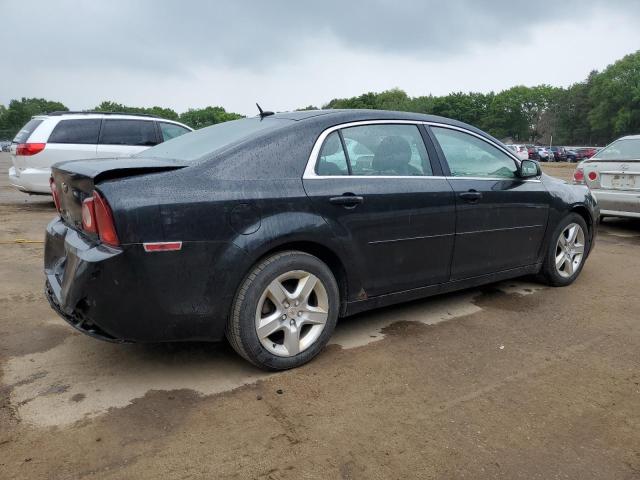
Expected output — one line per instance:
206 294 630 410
3 0 639 73
1 0 639 114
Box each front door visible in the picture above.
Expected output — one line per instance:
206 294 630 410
429 126 550 280
303 123 456 297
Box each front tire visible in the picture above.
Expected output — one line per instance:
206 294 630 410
538 213 590 287
226 251 339 370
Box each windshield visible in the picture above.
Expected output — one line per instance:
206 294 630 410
136 117 293 161
592 138 640 160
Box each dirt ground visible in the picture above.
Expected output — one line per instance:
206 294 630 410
1 154 639 479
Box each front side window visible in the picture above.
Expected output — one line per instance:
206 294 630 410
159 122 190 142
431 127 517 178
100 119 158 146
340 124 432 176
48 119 101 144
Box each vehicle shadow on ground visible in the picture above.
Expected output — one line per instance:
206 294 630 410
0 199 55 213
600 217 640 233
3 276 541 428
599 218 640 243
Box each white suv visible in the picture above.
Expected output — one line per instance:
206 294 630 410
8 112 193 194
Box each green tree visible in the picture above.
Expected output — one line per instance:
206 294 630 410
589 50 640 144
1 97 67 138
94 101 179 121
553 73 596 145
178 106 244 129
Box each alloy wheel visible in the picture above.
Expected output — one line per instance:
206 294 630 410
255 270 329 357
555 223 586 278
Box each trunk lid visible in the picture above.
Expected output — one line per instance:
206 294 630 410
51 157 187 230
582 159 640 191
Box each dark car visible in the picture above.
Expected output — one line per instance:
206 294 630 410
44 110 599 370
548 146 567 162
527 145 540 160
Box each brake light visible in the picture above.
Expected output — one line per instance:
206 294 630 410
588 171 598 181
573 168 585 183
16 143 45 156
50 177 61 212
81 191 119 246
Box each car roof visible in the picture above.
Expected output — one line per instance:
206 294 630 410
31 112 192 129
617 134 640 140
264 109 503 145
269 108 470 125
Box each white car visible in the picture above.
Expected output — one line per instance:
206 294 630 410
8 112 192 194
537 147 552 162
505 144 529 160
573 134 640 219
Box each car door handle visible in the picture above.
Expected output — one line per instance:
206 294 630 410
459 190 483 203
329 194 364 208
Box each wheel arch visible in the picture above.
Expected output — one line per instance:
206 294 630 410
570 204 594 236
251 240 350 316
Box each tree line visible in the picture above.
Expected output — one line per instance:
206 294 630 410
0 100 244 140
323 50 639 146
1 50 638 146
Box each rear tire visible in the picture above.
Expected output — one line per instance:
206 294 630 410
226 251 339 370
538 213 590 287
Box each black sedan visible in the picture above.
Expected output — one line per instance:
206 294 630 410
45 110 599 370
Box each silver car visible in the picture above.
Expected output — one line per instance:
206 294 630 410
574 135 640 218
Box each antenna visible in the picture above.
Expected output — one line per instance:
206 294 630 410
256 103 274 119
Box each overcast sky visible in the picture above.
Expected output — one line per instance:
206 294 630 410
2 0 639 116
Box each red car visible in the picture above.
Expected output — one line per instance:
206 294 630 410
527 145 540 160
578 147 599 159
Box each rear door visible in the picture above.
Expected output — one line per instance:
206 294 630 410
303 122 456 297
429 125 550 280
96 119 159 158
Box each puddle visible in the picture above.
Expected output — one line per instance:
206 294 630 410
3 281 543 427
4 341 267 427
331 290 481 349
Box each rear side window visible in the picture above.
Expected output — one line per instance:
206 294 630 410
48 119 101 144
158 122 190 142
316 131 348 175
341 124 432 176
100 120 158 146
13 119 44 143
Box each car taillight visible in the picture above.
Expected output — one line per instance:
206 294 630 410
81 191 120 246
16 143 45 156
50 177 61 212
588 171 598 181
573 169 585 183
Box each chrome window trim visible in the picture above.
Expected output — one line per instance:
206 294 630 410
303 119 530 181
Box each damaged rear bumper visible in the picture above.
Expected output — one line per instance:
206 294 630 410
44 217 246 342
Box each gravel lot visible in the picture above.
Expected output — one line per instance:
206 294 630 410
1 153 639 479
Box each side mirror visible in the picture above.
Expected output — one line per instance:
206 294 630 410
519 159 541 178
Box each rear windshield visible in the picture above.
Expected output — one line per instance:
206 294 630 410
137 117 292 161
13 119 44 143
592 138 640 161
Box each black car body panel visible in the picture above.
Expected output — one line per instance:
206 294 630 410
45 110 599 343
